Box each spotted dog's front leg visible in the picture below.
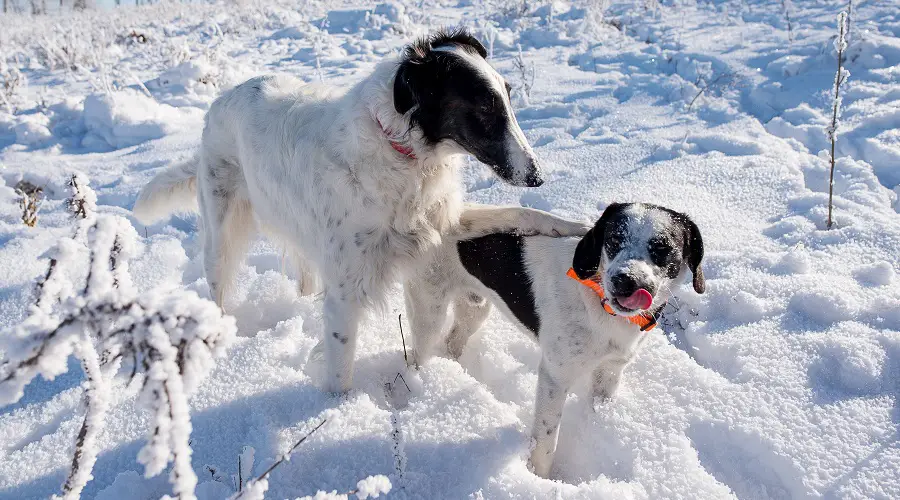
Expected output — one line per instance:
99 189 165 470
591 356 633 411
529 359 569 479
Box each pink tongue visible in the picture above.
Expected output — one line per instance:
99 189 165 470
619 289 653 310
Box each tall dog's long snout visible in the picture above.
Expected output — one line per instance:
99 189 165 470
499 121 544 187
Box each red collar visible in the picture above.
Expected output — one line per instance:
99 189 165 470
376 118 416 160
566 268 660 332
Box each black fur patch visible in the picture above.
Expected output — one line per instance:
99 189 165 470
457 234 540 335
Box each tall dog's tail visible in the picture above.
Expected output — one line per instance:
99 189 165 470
133 156 199 224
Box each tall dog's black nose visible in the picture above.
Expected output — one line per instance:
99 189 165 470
524 169 544 187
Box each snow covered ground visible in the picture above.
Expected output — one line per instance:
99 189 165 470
1 0 899 498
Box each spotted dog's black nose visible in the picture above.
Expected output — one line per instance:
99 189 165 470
610 274 642 297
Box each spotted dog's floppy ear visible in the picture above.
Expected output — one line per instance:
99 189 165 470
572 203 625 280
680 213 705 294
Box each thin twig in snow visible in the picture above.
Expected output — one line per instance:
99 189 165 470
827 12 849 229
780 0 794 48
398 314 413 368
687 72 738 111
254 419 327 482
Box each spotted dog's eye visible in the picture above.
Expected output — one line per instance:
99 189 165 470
605 233 624 255
648 239 672 266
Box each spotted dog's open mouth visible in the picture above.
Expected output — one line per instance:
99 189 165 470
612 289 654 314
611 298 637 313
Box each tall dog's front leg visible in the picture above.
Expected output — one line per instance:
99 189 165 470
529 359 569 478
456 204 591 240
322 290 361 393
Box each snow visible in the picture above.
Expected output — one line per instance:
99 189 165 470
1 0 899 499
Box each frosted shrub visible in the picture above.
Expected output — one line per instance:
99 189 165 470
14 180 43 227
0 178 236 500
1 64 22 113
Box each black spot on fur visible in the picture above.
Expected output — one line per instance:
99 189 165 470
332 331 348 345
457 233 540 335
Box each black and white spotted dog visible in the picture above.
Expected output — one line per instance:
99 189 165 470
133 29 589 393
405 202 705 477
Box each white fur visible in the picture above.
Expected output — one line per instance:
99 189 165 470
133 55 589 393
406 208 694 478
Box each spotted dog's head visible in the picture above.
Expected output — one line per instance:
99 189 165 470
572 203 705 316
393 28 543 187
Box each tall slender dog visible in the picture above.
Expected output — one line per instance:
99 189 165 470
133 29 588 393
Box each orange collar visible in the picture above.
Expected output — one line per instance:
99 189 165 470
566 268 660 332
376 118 416 160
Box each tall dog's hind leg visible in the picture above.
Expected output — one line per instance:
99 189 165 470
197 161 254 307
403 279 450 367
446 294 491 360
322 290 362 393
289 249 319 296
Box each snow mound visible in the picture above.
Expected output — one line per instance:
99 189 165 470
82 89 203 150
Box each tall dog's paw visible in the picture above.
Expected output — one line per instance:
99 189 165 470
551 222 593 237
517 215 591 238
541 218 592 238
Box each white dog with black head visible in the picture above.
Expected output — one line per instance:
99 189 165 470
132 29 588 393
404 202 706 478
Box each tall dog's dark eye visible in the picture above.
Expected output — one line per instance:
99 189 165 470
648 239 672 266
480 96 496 113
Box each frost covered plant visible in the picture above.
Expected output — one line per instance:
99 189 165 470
0 211 236 499
1 64 22 113
826 12 850 229
14 180 43 227
513 44 534 106
478 19 499 59
67 172 97 222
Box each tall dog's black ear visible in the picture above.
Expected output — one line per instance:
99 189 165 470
393 60 418 115
681 214 705 294
572 203 625 279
